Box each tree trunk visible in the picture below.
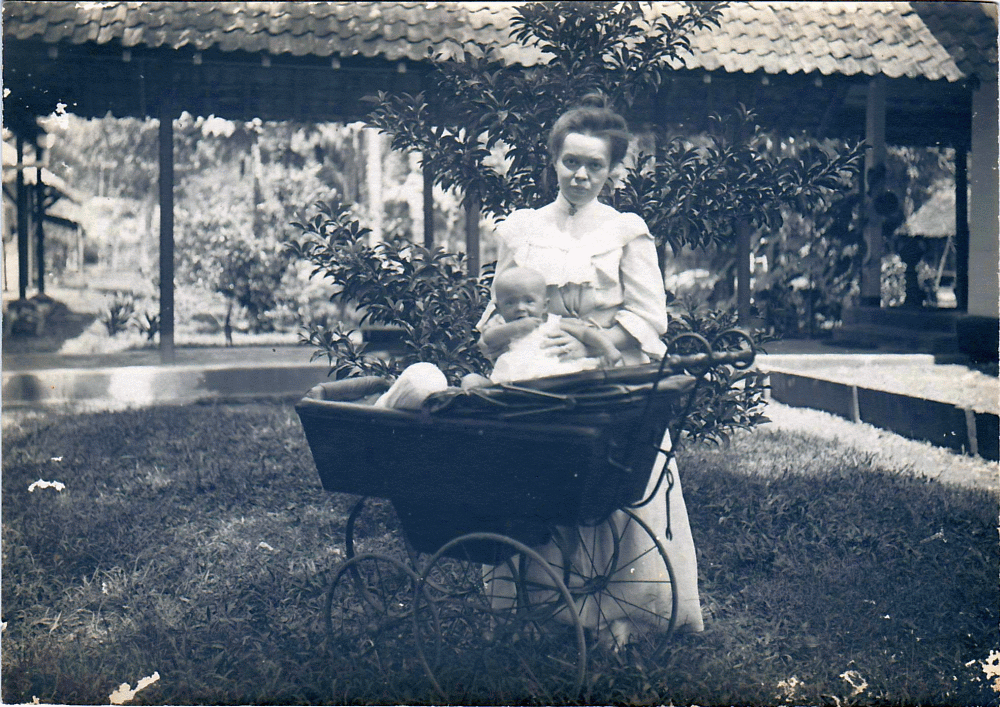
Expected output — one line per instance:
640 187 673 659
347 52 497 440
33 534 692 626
736 219 752 325
465 189 480 279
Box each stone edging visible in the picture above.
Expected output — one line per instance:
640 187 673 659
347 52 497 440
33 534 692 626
6 358 996 464
768 371 999 462
2 362 329 410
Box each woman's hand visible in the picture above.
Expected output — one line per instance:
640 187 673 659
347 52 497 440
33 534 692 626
540 327 588 360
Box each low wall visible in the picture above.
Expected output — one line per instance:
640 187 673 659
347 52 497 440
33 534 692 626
769 371 999 462
2 362 330 410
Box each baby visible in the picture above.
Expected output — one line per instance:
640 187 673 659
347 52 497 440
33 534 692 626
464 266 623 387
373 266 622 408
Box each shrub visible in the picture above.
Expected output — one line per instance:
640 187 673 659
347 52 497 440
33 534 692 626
289 199 492 384
99 294 137 337
664 300 775 446
290 0 862 442
216 243 292 334
134 311 160 342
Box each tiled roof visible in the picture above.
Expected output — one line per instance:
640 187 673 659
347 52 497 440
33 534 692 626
2 2 546 65
681 1 997 81
900 182 956 238
3 1 996 81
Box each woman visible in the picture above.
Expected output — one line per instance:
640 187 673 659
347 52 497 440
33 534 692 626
477 94 705 643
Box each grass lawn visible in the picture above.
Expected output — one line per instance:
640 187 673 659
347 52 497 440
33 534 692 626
2 401 997 705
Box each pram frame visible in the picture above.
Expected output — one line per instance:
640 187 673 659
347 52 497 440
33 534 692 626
297 330 755 700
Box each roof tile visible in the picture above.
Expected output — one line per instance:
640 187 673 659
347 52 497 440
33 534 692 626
2 1 994 82
121 25 143 47
41 19 71 43
96 21 119 44
217 29 245 53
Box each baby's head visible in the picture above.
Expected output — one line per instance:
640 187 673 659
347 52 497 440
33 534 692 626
494 266 548 321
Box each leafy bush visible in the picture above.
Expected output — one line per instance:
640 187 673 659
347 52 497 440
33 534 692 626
665 300 775 445
99 294 137 337
755 194 864 337
289 199 492 384
290 0 862 445
133 311 160 341
217 243 292 334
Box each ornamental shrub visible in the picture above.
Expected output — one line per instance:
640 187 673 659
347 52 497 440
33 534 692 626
291 1 865 442
288 198 491 384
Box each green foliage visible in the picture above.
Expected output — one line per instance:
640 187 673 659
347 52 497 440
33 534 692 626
288 199 492 383
367 2 863 259
43 116 161 200
665 301 775 445
99 294 136 336
47 114 384 336
754 184 864 335
612 109 867 255
217 243 293 334
134 310 160 341
295 1 863 431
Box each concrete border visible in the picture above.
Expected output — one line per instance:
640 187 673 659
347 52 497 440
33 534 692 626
2 361 329 410
5 351 996 463
768 370 999 462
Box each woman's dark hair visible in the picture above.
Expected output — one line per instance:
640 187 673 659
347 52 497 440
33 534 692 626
547 93 631 167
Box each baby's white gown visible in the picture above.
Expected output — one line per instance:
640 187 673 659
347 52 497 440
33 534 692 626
489 314 600 384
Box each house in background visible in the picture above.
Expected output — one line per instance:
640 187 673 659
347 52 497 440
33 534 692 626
3 1 996 361
673 2 997 360
2 138 86 296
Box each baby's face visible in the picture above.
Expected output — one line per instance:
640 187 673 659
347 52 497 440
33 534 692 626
496 282 547 321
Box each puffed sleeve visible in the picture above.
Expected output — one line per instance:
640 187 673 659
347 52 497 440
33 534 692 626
614 214 668 359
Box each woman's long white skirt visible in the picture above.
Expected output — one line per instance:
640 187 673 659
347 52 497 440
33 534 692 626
484 430 704 641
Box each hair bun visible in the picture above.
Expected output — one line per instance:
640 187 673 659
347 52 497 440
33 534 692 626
578 92 608 109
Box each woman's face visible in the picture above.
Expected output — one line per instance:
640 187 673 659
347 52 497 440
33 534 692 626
555 132 613 208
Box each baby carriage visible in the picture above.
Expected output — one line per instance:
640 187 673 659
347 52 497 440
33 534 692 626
296 330 755 701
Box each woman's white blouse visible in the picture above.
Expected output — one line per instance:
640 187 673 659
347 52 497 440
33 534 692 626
478 194 668 361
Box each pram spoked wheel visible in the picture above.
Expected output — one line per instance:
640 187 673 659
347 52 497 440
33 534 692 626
554 508 678 660
343 496 415 566
324 553 423 671
412 533 587 703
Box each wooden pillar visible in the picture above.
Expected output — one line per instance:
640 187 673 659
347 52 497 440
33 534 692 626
35 145 46 295
16 137 29 300
955 145 969 311
736 219 752 325
158 80 176 364
422 159 434 249
860 75 887 307
465 189 480 279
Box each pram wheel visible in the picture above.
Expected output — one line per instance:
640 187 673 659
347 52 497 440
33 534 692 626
344 496 415 565
325 553 424 671
558 509 677 660
413 533 587 703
